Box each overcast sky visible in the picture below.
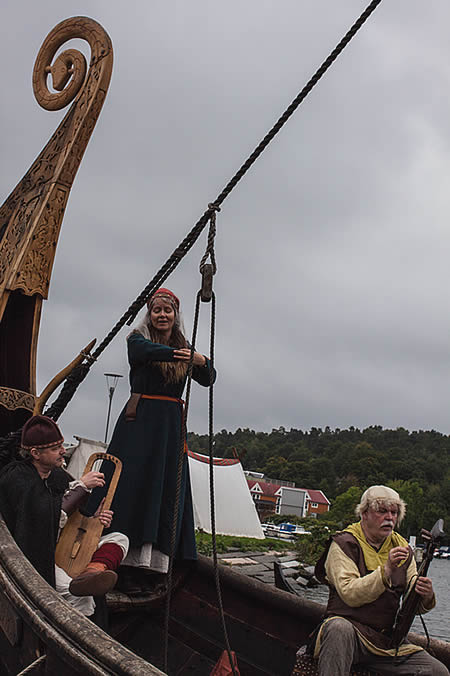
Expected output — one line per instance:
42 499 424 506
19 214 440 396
3 1 450 444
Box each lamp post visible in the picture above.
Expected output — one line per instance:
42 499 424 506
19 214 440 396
104 373 123 443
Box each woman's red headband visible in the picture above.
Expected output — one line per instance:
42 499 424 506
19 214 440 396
147 288 180 310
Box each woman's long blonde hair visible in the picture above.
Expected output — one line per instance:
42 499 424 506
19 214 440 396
131 295 188 383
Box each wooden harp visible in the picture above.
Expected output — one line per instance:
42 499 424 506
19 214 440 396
55 452 122 578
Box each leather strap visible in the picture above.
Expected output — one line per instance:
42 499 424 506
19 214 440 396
141 394 184 404
125 393 142 421
125 393 184 422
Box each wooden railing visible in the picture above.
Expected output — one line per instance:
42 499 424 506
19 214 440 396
0 516 163 675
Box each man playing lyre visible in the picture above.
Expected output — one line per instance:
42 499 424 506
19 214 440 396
0 415 129 617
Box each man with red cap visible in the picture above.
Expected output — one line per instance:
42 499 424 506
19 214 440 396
0 415 128 617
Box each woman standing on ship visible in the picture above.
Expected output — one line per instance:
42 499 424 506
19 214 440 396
105 287 215 573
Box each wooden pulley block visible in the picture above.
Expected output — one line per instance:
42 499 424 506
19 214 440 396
200 264 213 302
55 452 122 578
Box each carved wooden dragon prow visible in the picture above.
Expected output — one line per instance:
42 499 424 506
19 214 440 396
0 17 113 435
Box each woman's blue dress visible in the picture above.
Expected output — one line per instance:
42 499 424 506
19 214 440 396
105 333 215 559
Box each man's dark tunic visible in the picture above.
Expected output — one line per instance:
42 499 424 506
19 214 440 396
0 460 70 587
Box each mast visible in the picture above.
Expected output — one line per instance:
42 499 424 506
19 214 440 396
0 17 113 436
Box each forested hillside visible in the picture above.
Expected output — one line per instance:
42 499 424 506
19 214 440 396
188 426 450 536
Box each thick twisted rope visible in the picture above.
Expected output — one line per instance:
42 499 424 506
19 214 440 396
206 293 238 675
162 212 236 674
198 211 236 671
214 0 383 206
125 0 383 330
0 428 21 467
163 290 202 673
48 0 383 414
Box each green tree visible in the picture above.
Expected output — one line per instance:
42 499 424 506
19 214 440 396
327 486 363 527
262 455 288 479
388 480 424 538
295 523 337 565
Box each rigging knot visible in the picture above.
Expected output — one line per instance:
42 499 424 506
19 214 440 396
172 246 185 260
199 206 218 275
81 350 96 365
207 202 221 213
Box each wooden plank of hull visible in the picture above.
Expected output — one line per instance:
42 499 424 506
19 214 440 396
0 517 164 675
111 611 217 676
172 557 321 675
108 557 324 675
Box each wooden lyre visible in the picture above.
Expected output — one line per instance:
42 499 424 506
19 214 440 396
55 452 122 578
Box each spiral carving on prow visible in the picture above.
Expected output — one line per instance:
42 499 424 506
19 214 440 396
32 16 112 111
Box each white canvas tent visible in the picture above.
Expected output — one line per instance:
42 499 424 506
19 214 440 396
65 439 264 539
65 436 107 478
187 450 264 539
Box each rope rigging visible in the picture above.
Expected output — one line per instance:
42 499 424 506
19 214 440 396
162 211 238 675
39 0 383 427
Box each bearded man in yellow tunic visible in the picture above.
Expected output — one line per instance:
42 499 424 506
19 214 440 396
312 485 448 675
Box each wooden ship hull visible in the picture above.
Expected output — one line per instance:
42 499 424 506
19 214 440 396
109 559 450 675
1 517 450 675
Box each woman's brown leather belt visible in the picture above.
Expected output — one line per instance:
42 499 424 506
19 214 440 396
141 394 184 404
125 393 184 421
